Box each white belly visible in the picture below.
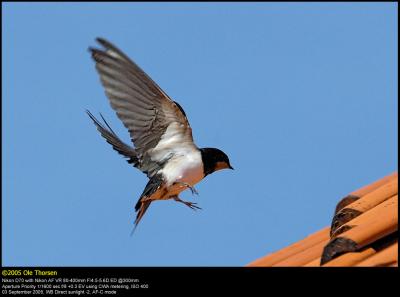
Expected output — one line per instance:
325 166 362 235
160 151 204 195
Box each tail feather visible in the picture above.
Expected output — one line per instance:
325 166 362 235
131 174 164 235
131 200 152 235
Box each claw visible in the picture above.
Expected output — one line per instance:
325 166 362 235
183 201 202 210
189 186 199 196
173 196 202 211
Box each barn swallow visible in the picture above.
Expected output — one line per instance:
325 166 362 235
87 38 233 232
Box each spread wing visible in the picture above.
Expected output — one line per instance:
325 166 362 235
89 38 196 177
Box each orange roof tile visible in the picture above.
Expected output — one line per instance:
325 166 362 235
248 227 330 267
355 242 398 267
247 172 398 267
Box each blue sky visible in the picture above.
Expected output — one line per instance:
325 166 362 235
2 2 397 266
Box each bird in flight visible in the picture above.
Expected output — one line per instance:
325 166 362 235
87 38 233 232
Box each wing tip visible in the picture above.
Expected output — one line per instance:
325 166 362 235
95 37 108 46
85 109 104 129
87 37 109 60
85 109 94 119
88 47 105 62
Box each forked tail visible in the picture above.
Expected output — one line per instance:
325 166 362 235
130 174 164 235
130 200 152 236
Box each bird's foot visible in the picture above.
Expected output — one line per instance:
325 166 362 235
174 182 199 195
183 201 202 210
173 196 202 211
189 186 199 196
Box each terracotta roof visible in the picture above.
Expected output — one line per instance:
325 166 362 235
247 172 398 267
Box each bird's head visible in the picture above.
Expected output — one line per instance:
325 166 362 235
200 148 234 176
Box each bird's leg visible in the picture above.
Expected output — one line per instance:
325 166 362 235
174 182 199 195
172 196 202 211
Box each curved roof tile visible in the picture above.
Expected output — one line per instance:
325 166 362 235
247 173 398 267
